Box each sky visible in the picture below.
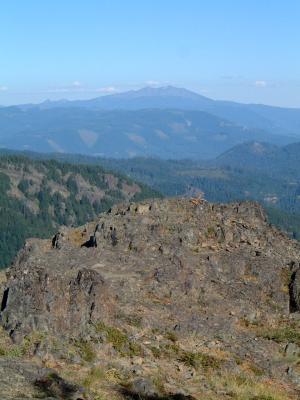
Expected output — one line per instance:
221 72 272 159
0 0 300 107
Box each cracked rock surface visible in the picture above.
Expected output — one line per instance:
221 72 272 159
3 198 299 340
1 198 300 398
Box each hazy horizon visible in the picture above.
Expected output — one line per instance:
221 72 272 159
2 84 300 110
1 1 300 107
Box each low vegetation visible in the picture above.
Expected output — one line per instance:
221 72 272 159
209 373 294 400
95 322 142 357
179 350 221 371
257 324 300 346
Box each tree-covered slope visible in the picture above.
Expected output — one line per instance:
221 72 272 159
39 151 300 240
2 144 300 242
215 141 300 180
0 155 161 268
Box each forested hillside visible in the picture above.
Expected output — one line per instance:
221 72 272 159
0 155 160 268
95 157 300 239
1 144 300 242
27 149 300 240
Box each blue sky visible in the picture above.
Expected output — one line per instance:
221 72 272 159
1 1 300 106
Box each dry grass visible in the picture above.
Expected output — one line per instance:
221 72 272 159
68 227 90 247
75 339 97 362
82 367 106 388
0 315 297 400
79 365 130 400
0 326 44 358
255 321 300 346
0 270 7 286
209 373 296 400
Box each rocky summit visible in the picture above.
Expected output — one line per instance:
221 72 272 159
1 198 300 399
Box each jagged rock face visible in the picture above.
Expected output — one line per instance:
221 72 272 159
1 262 114 341
289 268 300 312
1 198 300 342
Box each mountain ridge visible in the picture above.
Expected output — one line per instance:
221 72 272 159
0 86 299 160
0 106 294 159
13 85 300 111
11 85 300 138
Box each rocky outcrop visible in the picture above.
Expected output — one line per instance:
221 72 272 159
2 198 300 398
2 198 300 341
289 267 300 312
1 246 115 341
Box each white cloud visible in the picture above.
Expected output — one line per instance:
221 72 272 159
145 80 161 86
71 80 83 87
255 80 267 88
0 85 8 91
127 134 146 145
95 86 118 93
47 81 86 93
45 83 119 95
47 88 70 93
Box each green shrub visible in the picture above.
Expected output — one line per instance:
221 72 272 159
165 331 178 343
179 350 221 370
76 340 96 362
82 367 105 388
206 226 215 238
150 346 162 359
95 322 142 357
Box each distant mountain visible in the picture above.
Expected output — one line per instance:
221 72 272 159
24 86 214 111
19 86 300 137
0 106 293 159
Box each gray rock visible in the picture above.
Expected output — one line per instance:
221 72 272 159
1 198 300 380
130 377 157 397
285 342 300 358
287 366 300 386
1 263 115 340
290 268 300 312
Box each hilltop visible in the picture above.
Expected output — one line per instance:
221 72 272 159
1 198 300 399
